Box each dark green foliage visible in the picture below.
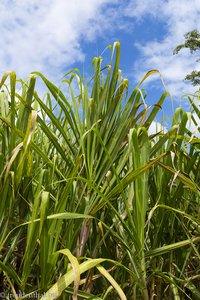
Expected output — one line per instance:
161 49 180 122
0 43 199 299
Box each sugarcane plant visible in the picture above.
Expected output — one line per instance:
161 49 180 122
0 42 199 299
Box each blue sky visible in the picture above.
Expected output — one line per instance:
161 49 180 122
1 0 200 127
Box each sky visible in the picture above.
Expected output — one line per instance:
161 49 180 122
0 0 200 126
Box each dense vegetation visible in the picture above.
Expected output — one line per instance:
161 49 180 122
0 42 200 299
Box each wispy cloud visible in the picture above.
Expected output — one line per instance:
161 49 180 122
0 0 200 101
0 0 117 80
127 0 200 98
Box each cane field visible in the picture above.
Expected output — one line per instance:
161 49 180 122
0 42 200 299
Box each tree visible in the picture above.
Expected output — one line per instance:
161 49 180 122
173 29 200 86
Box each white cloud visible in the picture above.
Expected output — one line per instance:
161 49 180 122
0 0 116 80
123 0 162 19
1 0 200 101
127 0 200 98
148 121 168 135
